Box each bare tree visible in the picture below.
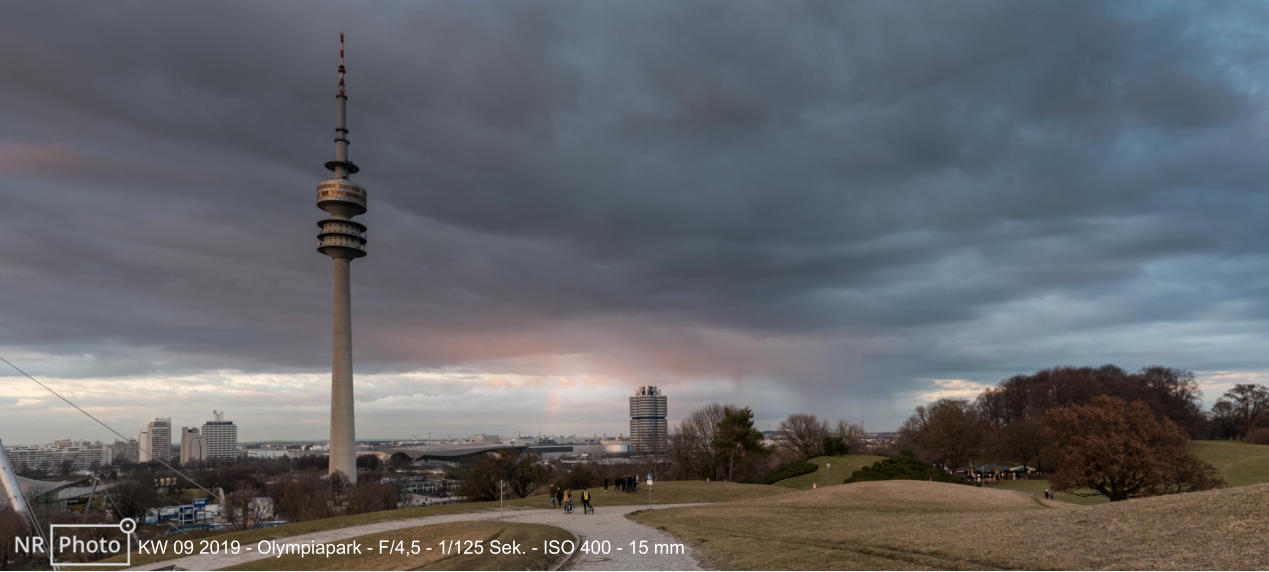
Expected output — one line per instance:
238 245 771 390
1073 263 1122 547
898 399 987 471
224 481 269 531
777 414 828 458
835 420 866 452
1214 384 1269 440
668 403 729 480
279 473 333 522
107 477 157 522
0 509 29 569
346 480 400 514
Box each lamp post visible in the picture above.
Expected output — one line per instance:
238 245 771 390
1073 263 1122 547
826 463 831 486
499 480 505 517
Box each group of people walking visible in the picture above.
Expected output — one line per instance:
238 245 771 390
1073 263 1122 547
548 485 594 514
609 474 640 493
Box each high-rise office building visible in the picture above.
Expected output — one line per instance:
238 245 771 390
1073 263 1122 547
629 385 668 454
201 410 238 461
179 427 203 465
140 418 171 463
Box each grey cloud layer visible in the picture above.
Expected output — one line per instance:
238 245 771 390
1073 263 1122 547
2 1 1269 431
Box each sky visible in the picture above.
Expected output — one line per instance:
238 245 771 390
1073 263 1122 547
3 1 1269 444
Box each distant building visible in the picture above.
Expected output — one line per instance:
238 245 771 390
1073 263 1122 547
109 439 139 464
179 427 203 465
201 411 238 461
139 418 172 463
629 385 668 454
468 434 500 443
4 440 111 472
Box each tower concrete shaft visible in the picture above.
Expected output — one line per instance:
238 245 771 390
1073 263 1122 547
330 258 355 483
317 33 366 484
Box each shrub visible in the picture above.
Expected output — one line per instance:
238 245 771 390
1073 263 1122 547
1248 427 1269 445
822 436 851 456
759 460 818 484
842 455 964 484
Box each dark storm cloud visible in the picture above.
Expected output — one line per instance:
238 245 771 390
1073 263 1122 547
3 0 1269 434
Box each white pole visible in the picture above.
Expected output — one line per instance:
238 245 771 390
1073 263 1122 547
499 480 504 517
826 463 831 486
0 440 29 514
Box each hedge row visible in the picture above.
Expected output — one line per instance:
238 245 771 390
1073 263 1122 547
842 455 965 484
759 460 819 484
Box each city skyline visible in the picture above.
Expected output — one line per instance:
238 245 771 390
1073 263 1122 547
5 2 1269 445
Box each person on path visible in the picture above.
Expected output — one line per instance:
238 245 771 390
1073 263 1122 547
556 486 564 509
549 484 557 509
582 488 593 514
564 489 573 513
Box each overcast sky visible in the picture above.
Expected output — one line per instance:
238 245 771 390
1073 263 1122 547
3 1 1269 444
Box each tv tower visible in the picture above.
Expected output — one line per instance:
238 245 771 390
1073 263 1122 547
316 33 366 484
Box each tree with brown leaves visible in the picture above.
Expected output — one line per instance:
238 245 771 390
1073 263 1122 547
1042 395 1222 501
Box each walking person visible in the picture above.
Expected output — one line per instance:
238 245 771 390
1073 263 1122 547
556 486 564 510
582 488 593 514
603 476 608 491
549 484 557 509
564 488 573 514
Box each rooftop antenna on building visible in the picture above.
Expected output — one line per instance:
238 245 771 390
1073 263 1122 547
213 410 224 422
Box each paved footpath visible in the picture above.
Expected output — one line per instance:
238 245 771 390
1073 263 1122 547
128 502 704 571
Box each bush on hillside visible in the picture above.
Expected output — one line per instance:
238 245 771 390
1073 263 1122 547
822 436 851 456
759 460 818 484
842 455 965 484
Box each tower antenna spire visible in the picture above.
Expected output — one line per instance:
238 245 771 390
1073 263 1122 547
338 32 345 97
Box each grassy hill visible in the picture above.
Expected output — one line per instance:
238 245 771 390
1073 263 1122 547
772 454 888 489
629 479 1269 569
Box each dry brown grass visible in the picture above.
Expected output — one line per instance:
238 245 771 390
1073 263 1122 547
630 480 1269 570
223 521 572 570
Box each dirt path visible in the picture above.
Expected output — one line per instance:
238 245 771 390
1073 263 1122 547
127 503 705 571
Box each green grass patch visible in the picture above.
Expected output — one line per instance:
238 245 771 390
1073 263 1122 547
773 454 887 489
1188 440 1269 487
985 478 1107 505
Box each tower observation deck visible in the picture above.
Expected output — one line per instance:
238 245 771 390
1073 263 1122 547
317 33 365 484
